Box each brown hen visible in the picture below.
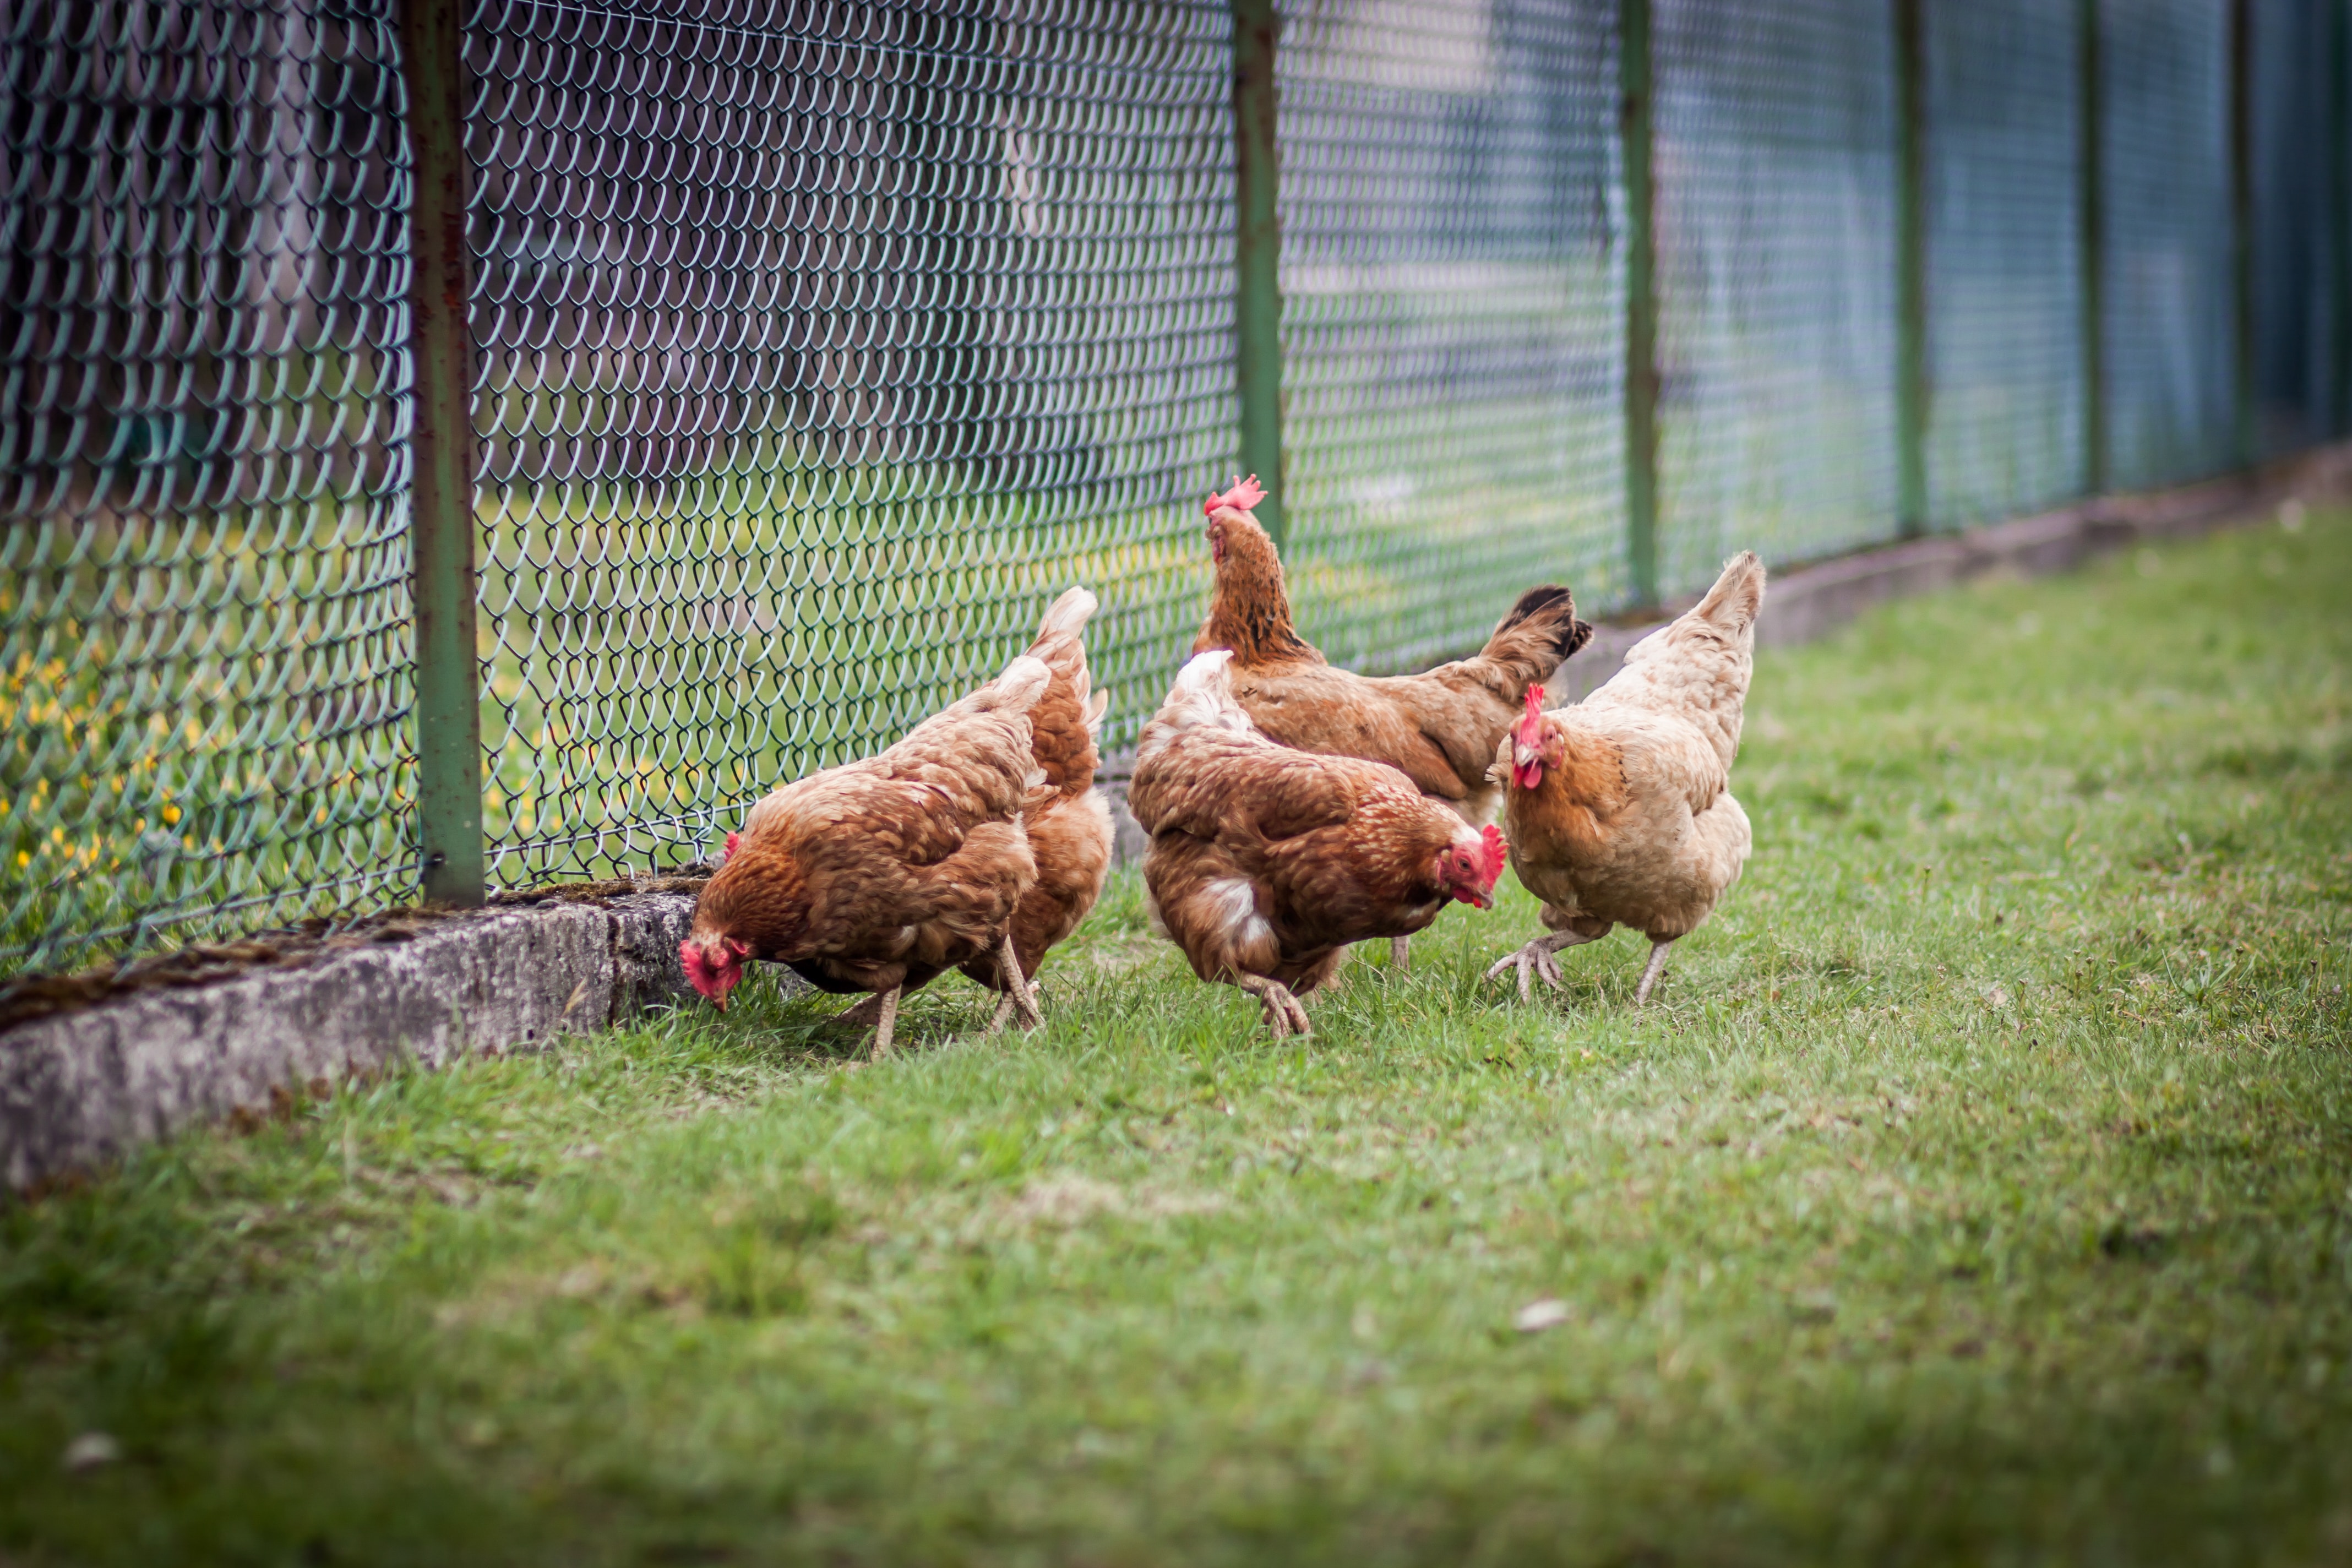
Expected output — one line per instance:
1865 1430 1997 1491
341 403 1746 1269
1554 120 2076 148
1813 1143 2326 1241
1191 476 1592 971
681 653 1050 1058
1130 650 1506 1038
1486 552 1765 1007
956 587 1115 1029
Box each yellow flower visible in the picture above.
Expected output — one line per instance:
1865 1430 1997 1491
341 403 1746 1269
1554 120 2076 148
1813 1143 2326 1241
161 804 182 825
13 852 25 869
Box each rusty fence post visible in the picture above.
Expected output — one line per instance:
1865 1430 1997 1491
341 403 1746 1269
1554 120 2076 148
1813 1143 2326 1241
1621 0 1659 607
1232 0 1287 547
1893 0 1929 536
398 0 484 907
2080 0 2106 493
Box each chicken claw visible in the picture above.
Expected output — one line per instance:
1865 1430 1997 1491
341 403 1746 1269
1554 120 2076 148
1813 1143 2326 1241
1485 932 1596 1004
1389 935 1411 974
1236 975 1311 1039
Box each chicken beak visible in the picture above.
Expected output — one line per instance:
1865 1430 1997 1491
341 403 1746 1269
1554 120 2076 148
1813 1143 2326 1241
711 988 729 1014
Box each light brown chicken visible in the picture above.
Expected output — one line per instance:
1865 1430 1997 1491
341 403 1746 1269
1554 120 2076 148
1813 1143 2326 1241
681 652 1052 1058
1129 650 1506 1038
955 587 1115 1030
1486 552 1765 1006
1192 475 1592 971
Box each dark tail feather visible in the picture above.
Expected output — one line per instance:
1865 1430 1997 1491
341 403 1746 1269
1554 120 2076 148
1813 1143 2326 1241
1479 583 1594 677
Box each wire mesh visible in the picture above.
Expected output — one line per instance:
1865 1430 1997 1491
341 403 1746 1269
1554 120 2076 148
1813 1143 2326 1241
1923 0 2086 529
466 0 1237 886
4 0 2346 977
2100 0 2238 491
1274 0 1627 659
1 0 416 973
2248 0 2344 455
1651 0 1901 599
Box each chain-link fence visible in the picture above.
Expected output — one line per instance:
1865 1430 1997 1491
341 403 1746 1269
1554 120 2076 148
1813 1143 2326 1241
5 0 2347 975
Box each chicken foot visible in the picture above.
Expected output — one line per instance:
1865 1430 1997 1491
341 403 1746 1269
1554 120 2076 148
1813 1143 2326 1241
1235 974 1312 1039
867 985 902 1061
1634 939 1674 1005
984 932 1044 1035
1485 930 1599 1004
1390 935 1411 974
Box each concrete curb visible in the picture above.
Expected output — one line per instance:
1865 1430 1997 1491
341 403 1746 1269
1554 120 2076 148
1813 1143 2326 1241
7 441 2344 1191
2 890 700 1191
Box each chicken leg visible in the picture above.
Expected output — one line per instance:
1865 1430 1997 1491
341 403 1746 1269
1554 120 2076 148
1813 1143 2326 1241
1485 930 1599 1004
834 990 892 1031
984 931 1044 1033
1235 974 1312 1039
868 986 902 1061
1634 940 1673 1005
1390 935 1411 974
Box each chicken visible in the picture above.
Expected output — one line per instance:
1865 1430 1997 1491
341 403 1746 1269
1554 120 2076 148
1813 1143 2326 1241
1485 552 1766 1006
1191 475 1592 971
680 652 1052 1058
955 587 1115 1031
1129 649 1507 1038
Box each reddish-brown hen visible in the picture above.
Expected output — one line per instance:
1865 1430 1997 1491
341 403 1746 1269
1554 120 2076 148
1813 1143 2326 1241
1487 552 1765 1007
681 653 1051 1057
1129 650 1506 1038
1192 476 1591 971
956 587 1115 1028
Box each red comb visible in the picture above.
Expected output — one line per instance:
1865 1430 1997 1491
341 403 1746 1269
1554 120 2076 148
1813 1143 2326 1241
1204 474 1266 517
1516 685 1547 746
1477 823 1509 888
722 830 739 862
679 939 711 988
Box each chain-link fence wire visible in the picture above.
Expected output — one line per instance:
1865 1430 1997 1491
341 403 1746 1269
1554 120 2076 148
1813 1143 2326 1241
2100 0 2239 491
1650 0 1901 600
6 0 2349 976
1275 0 1628 665
1923 0 2086 529
2 0 416 973
466 0 1237 887
2250 0 2345 456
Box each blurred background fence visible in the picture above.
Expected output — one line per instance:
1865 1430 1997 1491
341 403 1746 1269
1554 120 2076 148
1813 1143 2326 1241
4 0 2346 974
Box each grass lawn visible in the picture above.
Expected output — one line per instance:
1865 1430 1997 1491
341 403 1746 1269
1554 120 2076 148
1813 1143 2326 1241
3 510 2349 1566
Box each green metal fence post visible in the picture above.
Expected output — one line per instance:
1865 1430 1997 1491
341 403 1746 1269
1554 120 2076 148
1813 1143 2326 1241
2079 0 2106 493
2333 0 2351 436
1893 0 1929 536
1621 0 1660 607
1232 0 1287 547
399 0 486 908
2229 0 2257 468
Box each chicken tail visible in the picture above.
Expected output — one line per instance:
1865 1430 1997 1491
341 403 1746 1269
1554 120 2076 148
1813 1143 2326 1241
1158 649 1255 734
1019 586 1107 797
1038 585 1098 638
988 654 1054 714
1469 582 1594 693
1691 551 1767 639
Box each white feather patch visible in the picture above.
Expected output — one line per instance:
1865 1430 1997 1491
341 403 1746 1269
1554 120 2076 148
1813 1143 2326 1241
1204 877 1273 952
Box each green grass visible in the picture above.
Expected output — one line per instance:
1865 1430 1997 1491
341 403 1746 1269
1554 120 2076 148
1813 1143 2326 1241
4 511 2350 1566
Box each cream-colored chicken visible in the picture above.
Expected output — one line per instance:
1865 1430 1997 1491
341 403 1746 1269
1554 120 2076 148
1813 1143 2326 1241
1485 552 1765 1005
